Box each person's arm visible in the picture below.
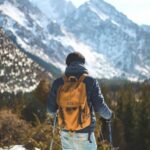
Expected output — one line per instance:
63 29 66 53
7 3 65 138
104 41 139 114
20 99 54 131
47 80 59 117
91 79 112 120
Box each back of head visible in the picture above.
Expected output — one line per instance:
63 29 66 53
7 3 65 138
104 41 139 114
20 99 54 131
66 52 85 66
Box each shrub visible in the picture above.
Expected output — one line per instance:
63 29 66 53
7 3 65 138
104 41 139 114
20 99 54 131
20 79 51 125
21 99 47 125
34 79 51 105
24 116 61 150
0 109 31 147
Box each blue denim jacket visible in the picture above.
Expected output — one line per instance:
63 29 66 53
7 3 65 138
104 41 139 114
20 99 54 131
47 62 112 132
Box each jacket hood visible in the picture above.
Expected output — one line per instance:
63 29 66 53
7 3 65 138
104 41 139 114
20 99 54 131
65 61 88 76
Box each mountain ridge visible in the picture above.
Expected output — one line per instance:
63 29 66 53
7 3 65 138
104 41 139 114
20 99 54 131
0 0 150 81
64 0 150 80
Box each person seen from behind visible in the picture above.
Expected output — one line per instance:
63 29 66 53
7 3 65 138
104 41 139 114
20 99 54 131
47 52 112 150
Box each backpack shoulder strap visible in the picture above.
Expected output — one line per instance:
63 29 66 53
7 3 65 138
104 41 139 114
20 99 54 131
63 75 68 82
63 75 78 82
79 73 88 82
63 74 88 82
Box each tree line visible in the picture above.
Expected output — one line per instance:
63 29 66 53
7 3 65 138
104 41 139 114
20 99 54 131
0 78 150 150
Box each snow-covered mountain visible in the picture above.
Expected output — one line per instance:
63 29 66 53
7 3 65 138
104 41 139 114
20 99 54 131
0 0 150 81
0 0 69 69
64 0 150 80
0 0 121 79
0 28 51 93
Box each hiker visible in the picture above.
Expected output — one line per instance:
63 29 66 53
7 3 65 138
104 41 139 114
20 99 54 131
47 52 112 150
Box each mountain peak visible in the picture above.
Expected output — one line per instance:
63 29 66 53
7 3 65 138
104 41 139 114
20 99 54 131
30 0 76 23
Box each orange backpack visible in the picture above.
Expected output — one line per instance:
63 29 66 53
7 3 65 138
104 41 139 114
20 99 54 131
57 74 91 131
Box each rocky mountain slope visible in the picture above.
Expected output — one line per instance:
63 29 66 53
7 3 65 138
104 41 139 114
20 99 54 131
64 0 150 80
0 0 150 81
0 28 51 93
0 0 73 70
0 0 119 79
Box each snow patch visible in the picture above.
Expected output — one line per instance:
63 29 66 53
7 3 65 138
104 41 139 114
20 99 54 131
124 28 136 38
111 20 120 27
0 1 27 27
128 76 139 82
56 31 121 78
89 4 109 21
0 69 5 76
135 65 150 76
0 145 40 150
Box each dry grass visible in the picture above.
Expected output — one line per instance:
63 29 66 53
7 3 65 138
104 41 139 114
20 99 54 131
0 109 61 150
0 108 116 150
0 109 31 147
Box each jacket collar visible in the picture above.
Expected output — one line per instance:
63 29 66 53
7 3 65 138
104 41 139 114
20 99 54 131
65 61 88 76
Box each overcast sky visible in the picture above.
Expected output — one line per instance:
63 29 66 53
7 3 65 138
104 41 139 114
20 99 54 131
68 0 150 25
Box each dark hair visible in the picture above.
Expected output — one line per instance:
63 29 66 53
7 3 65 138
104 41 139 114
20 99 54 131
66 52 85 66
